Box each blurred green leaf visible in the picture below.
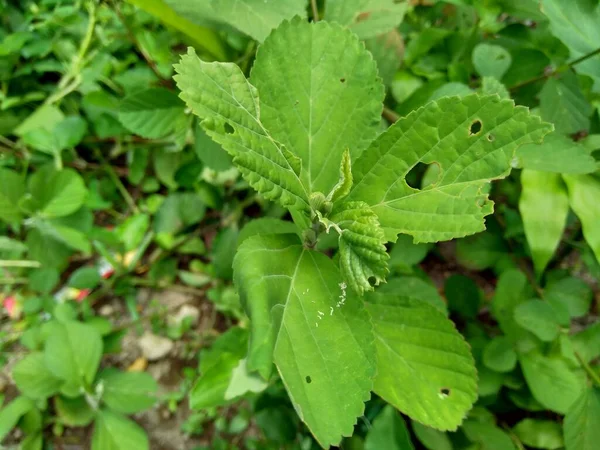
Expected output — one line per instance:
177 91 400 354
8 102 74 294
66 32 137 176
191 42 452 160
365 406 414 450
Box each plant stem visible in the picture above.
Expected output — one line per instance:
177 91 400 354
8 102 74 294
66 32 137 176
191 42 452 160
575 352 600 386
0 260 41 268
0 277 28 285
93 148 140 214
311 0 320 21
382 106 400 123
509 46 600 91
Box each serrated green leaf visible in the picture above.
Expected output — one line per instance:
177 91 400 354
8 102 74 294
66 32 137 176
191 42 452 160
366 293 477 431
0 396 34 442
519 350 584 414
326 201 389 294
539 72 591 134
513 419 563 450
325 0 408 40
516 133 597 174
91 409 149 450
0 168 25 224
233 234 375 447
365 406 414 450
250 19 384 194
118 88 185 139
28 166 87 218
98 369 158 414
563 174 600 263
472 44 512 79
564 387 600 450
519 170 569 275
45 321 103 392
480 77 510 99
174 48 309 211
349 95 552 243
541 0 600 90
12 352 63 400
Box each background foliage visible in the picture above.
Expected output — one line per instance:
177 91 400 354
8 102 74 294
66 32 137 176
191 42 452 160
1 0 599 449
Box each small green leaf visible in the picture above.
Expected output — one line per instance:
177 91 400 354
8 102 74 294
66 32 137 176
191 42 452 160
545 277 593 319
12 352 63 400
491 270 534 345
483 336 517 373
516 133 597 174
325 0 408 40
224 358 269 400
513 419 563 450
118 88 185 139
0 168 25 224
411 421 453 450
349 95 552 243
563 174 600 264
91 409 149 450
44 321 103 392
68 267 102 290
515 299 562 342
174 48 310 211
153 192 206 234
28 166 88 218
0 396 35 441
564 387 600 450
539 71 591 134
55 396 95 426
328 201 389 294
328 149 353 203
519 350 584 414
519 170 569 275
234 234 375 447
366 293 477 431
472 44 512 79
98 369 158 414
365 406 414 450
481 77 510 99
462 420 516 450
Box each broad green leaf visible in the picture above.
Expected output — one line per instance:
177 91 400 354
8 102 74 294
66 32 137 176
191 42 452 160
55 396 95 426
168 0 306 42
153 192 206 234
462 420 516 450
0 168 25 224
12 352 63 400
545 277 593 319
378 277 446 314
349 95 552 243
174 48 310 211
491 270 534 346
233 234 375 447
91 409 149 450
563 175 600 263
564 387 600 450
0 396 34 441
325 0 409 40
323 201 389 294
14 104 64 136
429 83 473 102
98 369 158 414
224 358 269 400
481 77 510 99
366 294 477 431
513 419 563 450
539 72 591 134
571 322 600 363
519 170 569 275
541 0 600 90
365 31 405 86
125 0 226 60
412 421 453 450
68 267 102 290
365 406 414 450
472 44 512 79
516 133 597 174
118 88 185 139
237 218 300 248
45 321 103 392
483 336 517 373
519 350 584 414
388 234 432 272
28 166 87 218
250 19 384 194
26 226 73 269
23 116 87 155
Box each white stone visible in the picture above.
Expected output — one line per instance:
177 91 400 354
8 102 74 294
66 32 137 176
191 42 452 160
138 332 174 361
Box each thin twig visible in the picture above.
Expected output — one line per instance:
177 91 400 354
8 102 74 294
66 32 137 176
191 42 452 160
509 46 600 91
311 0 320 22
93 148 140 214
0 260 41 268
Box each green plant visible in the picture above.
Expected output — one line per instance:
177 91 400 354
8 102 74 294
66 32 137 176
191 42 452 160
173 17 556 447
0 306 157 448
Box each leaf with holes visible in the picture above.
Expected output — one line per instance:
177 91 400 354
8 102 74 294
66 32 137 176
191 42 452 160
349 94 552 243
233 234 375 447
366 293 477 431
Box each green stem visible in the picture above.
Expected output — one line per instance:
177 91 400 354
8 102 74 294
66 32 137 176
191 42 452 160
575 352 600 386
509 46 600 91
311 0 320 21
93 149 140 214
382 106 400 123
0 277 28 285
0 260 41 268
